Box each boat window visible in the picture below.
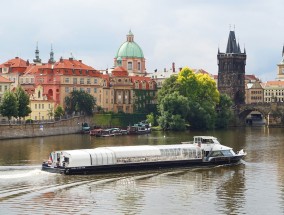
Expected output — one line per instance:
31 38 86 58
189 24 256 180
221 150 233 156
210 151 223 157
64 157 69 162
202 139 214 144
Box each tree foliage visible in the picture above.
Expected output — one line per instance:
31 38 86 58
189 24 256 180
0 91 18 121
65 90 96 116
54 105 65 118
215 94 234 128
158 67 226 130
15 87 31 119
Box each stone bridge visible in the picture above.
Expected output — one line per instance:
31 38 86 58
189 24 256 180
236 103 284 127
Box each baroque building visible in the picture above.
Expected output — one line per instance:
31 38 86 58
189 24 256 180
114 31 146 76
217 30 246 105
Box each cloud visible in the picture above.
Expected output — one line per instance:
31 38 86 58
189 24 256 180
0 0 283 81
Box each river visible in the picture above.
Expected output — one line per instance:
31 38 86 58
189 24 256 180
0 127 283 215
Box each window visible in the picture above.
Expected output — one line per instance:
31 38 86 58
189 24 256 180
31 78 34 83
65 87 70 93
42 104 44 109
73 78 77 84
80 78 84 84
128 62 133 70
65 78 69 83
38 91 41 98
94 78 97 84
94 88 97 93
87 88 90 93
87 78 90 84
138 62 141 70
35 104 37 109
0 86 2 92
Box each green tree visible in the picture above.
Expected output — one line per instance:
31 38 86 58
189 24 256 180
157 67 220 130
15 87 31 120
215 94 234 128
54 105 64 119
65 90 96 116
0 91 18 122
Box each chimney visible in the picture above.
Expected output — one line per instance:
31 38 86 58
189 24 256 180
164 68 166 73
172 62 175 73
79 60 82 63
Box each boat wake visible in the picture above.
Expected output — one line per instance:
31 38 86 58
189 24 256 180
0 166 47 179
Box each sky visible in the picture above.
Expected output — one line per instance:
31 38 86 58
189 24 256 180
0 0 283 81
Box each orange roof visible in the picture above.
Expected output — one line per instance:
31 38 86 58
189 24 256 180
111 66 128 77
0 57 28 68
54 58 95 70
131 76 152 82
264 80 284 86
245 74 259 81
0 76 13 83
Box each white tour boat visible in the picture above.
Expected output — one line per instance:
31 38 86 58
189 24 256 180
42 136 246 175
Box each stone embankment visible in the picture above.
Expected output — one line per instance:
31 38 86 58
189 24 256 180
0 116 92 140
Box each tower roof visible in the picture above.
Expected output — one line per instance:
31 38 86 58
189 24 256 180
116 31 144 58
226 31 239 53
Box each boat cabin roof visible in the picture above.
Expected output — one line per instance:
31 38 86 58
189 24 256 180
52 144 200 159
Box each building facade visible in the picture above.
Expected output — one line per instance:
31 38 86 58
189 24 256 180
217 30 247 105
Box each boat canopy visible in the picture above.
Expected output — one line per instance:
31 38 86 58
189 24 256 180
52 144 202 168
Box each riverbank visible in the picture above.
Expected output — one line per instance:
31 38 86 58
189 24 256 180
0 116 92 140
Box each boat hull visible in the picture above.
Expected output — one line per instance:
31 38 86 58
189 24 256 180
41 155 244 175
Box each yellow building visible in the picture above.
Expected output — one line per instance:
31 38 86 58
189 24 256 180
29 85 55 121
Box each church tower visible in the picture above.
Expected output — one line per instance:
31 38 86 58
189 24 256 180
217 30 246 105
276 45 284 80
33 42 42 64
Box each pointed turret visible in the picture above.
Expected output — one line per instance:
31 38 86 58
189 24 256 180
33 42 42 64
49 44 55 64
226 31 238 53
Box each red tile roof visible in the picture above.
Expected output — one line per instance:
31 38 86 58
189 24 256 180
0 57 28 68
0 76 13 83
111 66 128 77
264 80 284 86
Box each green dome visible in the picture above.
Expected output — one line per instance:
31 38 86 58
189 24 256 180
115 31 144 58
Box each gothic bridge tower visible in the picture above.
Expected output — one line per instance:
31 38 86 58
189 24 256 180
217 30 246 105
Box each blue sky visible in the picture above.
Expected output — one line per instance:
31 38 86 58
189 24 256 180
0 0 283 81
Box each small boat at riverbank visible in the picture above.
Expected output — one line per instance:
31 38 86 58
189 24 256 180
42 136 246 175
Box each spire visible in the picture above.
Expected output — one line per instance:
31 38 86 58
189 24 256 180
282 44 284 57
33 42 41 63
237 42 241 53
226 31 238 53
49 44 55 64
127 30 134 42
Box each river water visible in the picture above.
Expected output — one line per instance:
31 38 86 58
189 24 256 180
0 127 283 215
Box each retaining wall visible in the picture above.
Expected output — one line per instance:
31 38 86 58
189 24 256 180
0 116 93 140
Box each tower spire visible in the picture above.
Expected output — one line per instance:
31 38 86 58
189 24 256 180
49 44 55 64
226 30 238 53
33 42 41 64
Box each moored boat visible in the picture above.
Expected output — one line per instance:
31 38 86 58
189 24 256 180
42 136 246 175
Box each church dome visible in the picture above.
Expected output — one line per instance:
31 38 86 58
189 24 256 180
115 31 144 58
